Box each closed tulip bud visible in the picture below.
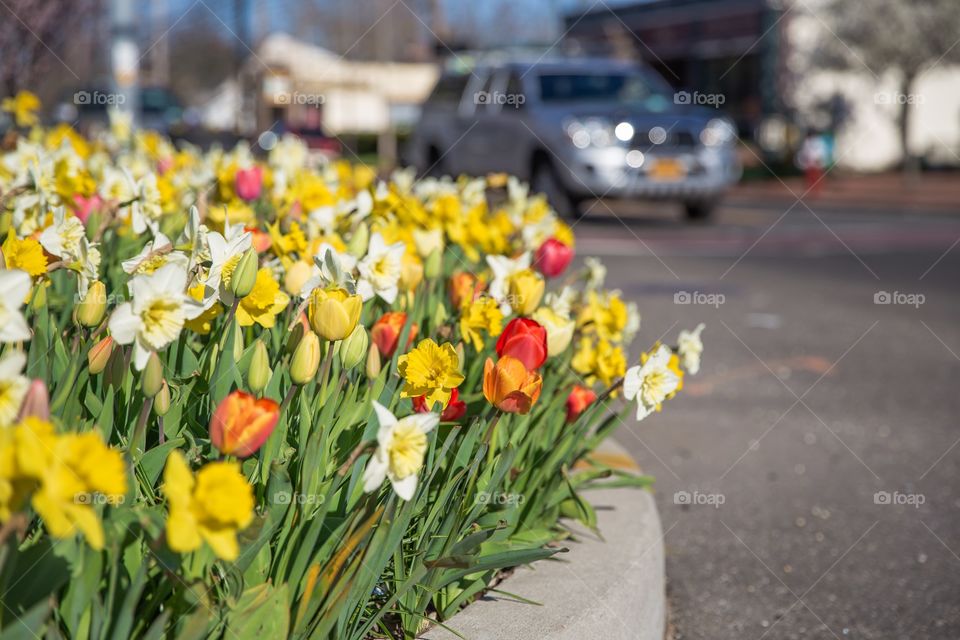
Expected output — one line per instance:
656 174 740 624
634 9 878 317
507 269 545 316
231 248 259 298
399 252 424 292
424 248 442 279
455 342 465 372
286 319 305 355
210 390 280 458
154 380 171 416
340 325 368 370
496 317 548 370
16 380 49 421
233 327 244 363
371 312 416 358
412 228 444 257
308 287 363 341
347 222 370 258
30 283 46 310
248 340 271 393
105 342 127 386
76 281 107 327
565 385 597 423
88 336 114 374
534 238 574 278
366 342 381 380
290 331 321 384
531 308 576 357
432 302 448 327
284 260 313 296
142 352 164 398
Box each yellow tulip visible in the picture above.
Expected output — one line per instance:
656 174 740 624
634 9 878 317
507 269 545 316
290 331 321 384
307 287 362 341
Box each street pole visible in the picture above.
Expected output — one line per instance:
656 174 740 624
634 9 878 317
110 0 139 128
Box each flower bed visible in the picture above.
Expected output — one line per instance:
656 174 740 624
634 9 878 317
0 95 704 639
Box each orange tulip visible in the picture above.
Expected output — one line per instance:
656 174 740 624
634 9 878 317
565 385 597 423
482 356 542 415
449 272 484 308
210 391 280 458
371 311 418 358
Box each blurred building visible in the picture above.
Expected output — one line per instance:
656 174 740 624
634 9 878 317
199 33 439 138
564 0 960 171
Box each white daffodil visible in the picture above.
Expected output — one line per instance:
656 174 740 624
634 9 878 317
584 257 607 290
623 345 681 422
126 171 162 234
39 206 85 260
362 401 438 501
544 286 577 319
122 232 189 275
0 351 29 427
204 222 252 305
391 167 416 194
677 323 706 375
357 233 405 304
74 237 102 297
108 264 203 370
623 301 641 345
521 214 556 250
487 252 532 315
299 243 357 298
178 206 210 271
0 270 32 343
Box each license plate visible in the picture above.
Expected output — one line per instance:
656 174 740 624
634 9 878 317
649 158 686 180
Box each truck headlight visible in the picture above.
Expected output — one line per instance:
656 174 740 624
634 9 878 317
700 118 736 147
565 118 619 149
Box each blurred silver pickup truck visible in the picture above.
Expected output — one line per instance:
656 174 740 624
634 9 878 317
407 57 741 220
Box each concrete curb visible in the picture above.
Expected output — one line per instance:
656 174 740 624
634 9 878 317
420 438 665 640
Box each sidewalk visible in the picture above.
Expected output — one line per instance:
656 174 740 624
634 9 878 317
728 172 960 214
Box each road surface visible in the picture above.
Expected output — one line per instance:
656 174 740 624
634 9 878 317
575 194 960 640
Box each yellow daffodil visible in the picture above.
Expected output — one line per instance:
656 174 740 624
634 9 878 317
184 283 223 335
459 296 503 351
2 91 41 127
31 427 127 550
3 230 47 277
397 339 464 410
162 451 254 561
237 268 290 328
577 290 629 342
572 337 626 387
307 287 362 341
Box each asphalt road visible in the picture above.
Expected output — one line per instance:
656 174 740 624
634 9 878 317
575 196 960 640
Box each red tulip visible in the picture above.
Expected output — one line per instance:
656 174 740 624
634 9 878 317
496 317 547 370
565 385 597 423
412 387 467 422
372 312 417 358
235 166 264 201
210 391 280 458
535 238 574 278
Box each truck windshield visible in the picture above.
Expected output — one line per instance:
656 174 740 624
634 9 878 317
538 73 668 104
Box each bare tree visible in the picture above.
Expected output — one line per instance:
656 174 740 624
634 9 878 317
816 0 960 166
0 0 97 98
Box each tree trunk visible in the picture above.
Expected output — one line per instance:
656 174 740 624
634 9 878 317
898 71 916 172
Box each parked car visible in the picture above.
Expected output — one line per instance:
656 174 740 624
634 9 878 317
407 57 741 219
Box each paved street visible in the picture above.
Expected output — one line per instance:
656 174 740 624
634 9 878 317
580 192 960 639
